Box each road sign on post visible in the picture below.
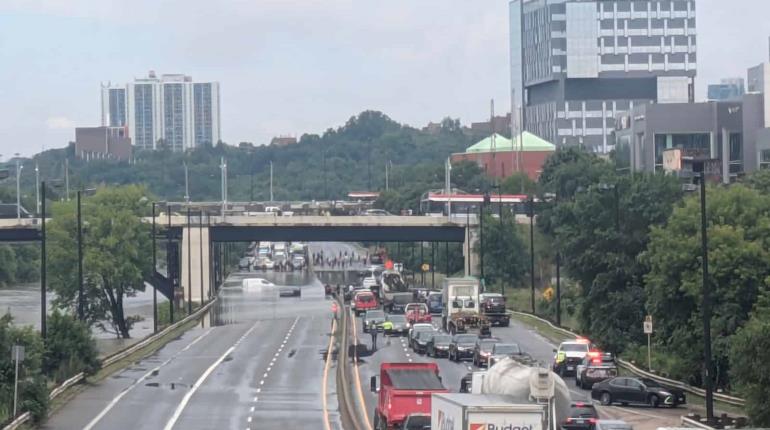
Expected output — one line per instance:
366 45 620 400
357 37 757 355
644 316 653 372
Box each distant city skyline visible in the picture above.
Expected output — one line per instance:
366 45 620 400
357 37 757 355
0 0 769 157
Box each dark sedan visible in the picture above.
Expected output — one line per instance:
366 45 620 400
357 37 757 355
472 337 500 367
562 402 598 430
591 377 686 408
449 334 478 362
412 330 435 354
427 334 452 358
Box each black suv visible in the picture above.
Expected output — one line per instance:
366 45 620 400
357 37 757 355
576 352 618 389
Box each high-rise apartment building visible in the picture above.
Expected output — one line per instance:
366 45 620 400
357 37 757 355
510 0 697 152
102 71 221 151
100 84 127 127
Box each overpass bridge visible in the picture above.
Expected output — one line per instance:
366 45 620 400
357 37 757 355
0 213 480 307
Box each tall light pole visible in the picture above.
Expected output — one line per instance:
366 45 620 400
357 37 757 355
269 161 274 202
220 157 227 215
77 190 84 320
15 155 22 220
40 181 47 339
528 195 535 314
35 162 40 215
183 161 190 203
693 160 714 421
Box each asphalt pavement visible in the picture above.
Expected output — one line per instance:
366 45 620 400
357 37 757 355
43 268 341 430
349 307 684 430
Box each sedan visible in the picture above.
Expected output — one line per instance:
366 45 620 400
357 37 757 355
472 338 500 368
408 323 434 349
488 343 524 367
562 402 598 430
412 330 435 354
449 334 478 362
427 334 453 358
591 377 686 408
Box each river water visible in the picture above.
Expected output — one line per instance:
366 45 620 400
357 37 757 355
0 282 160 356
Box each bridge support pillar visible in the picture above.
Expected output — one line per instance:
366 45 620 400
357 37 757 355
464 226 479 277
181 227 211 305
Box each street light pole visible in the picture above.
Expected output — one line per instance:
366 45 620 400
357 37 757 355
152 202 157 333
528 195 536 314
15 157 23 220
166 203 174 324
40 181 46 339
77 190 84 321
35 162 40 216
555 251 561 326
269 161 274 202
695 164 714 421
183 161 190 203
187 207 192 315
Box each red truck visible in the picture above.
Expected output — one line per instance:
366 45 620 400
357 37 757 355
405 303 432 324
370 362 448 429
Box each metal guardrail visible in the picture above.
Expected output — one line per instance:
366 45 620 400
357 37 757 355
336 295 364 430
2 299 217 430
507 310 746 408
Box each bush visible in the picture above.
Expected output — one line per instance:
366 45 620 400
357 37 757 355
0 314 48 424
43 311 100 383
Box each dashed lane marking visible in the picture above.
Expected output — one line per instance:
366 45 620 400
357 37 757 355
83 329 213 430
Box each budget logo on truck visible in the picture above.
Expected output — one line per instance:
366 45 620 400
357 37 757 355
470 424 535 430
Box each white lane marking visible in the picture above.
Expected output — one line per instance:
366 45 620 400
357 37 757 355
250 406 255 412
260 380 265 385
253 396 258 401
263 372 268 378
162 320 261 430
267 366 271 372
256 388 261 393
82 329 213 430
247 416 252 423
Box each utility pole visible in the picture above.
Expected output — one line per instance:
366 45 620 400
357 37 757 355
15 156 22 220
187 207 192 315
269 161 274 202
695 162 714 421
64 158 70 201
322 150 327 200
35 162 40 215
40 181 46 339
367 139 372 191
385 161 389 191
445 158 452 218
220 157 227 216
77 190 84 321
152 202 157 333
183 161 190 202
166 203 174 324
528 195 535 314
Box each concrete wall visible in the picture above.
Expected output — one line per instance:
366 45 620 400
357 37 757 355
180 227 211 305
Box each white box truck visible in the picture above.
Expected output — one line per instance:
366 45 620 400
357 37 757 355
431 393 545 430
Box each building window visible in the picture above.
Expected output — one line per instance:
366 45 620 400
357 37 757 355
654 133 710 170
729 132 742 174
759 149 770 170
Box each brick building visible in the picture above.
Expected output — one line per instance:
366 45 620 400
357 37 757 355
74 126 132 162
451 132 555 180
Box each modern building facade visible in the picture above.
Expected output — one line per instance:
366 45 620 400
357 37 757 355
75 126 132 162
102 71 221 151
510 0 697 153
707 78 745 101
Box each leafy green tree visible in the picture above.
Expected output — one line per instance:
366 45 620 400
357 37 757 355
644 185 770 386
476 213 529 291
0 245 17 286
501 172 538 195
549 173 681 353
43 310 100 382
745 169 770 194
48 185 152 338
0 314 48 423
729 292 770 426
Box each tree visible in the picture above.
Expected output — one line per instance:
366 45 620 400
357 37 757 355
549 173 681 353
0 314 48 423
48 185 152 338
476 213 529 290
501 172 537 195
745 169 770 194
729 292 770 426
644 185 770 386
43 311 100 382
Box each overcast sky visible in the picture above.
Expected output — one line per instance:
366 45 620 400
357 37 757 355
0 0 768 157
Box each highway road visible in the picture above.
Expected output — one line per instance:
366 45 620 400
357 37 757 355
348 306 684 430
44 269 340 430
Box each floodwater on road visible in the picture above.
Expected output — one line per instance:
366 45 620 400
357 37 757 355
0 282 162 355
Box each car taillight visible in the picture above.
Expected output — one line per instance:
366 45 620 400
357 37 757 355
566 418 574 423
589 419 597 424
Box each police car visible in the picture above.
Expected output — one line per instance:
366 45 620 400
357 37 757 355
552 338 591 376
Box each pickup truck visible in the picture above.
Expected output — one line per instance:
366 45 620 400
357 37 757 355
405 303 432 324
479 293 510 327
370 362 448 429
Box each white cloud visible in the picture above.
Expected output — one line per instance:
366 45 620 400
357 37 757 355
45 116 75 130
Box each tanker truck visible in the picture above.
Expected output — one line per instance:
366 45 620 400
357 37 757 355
431 357 572 430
